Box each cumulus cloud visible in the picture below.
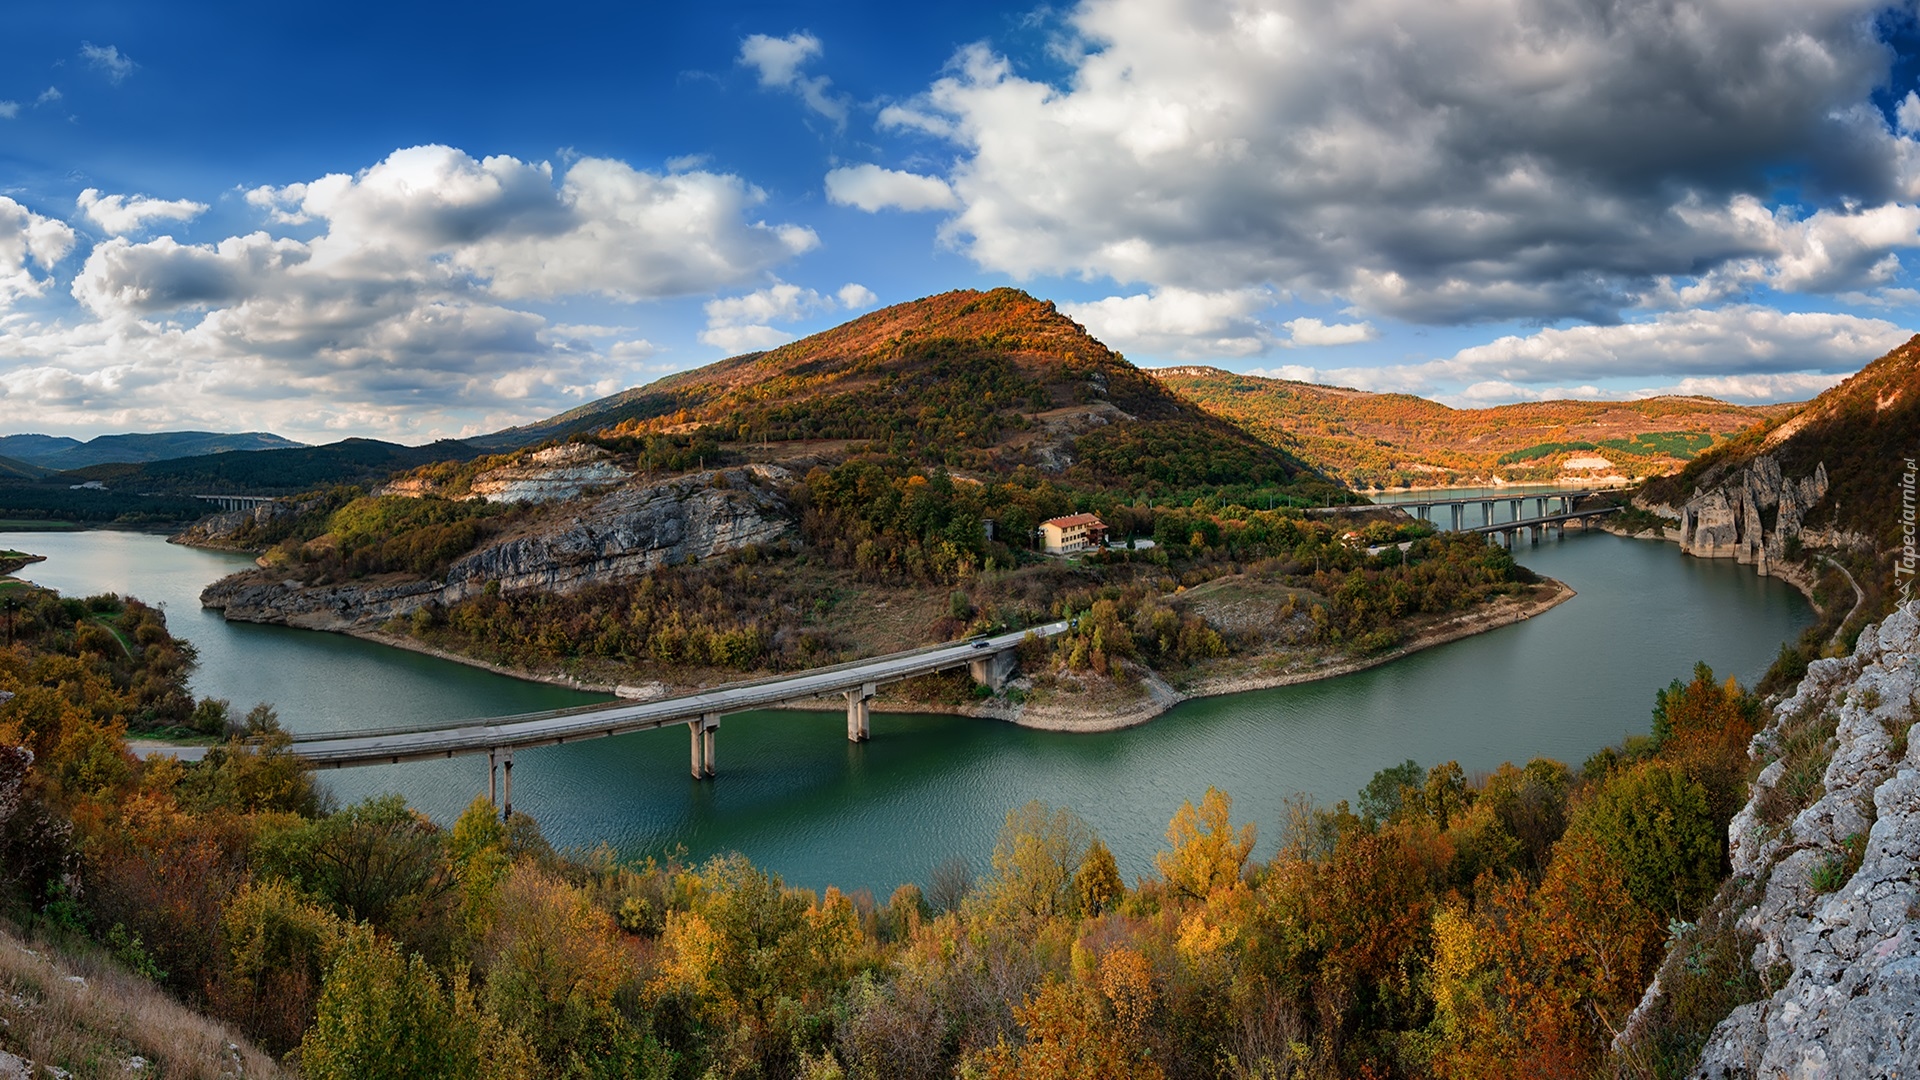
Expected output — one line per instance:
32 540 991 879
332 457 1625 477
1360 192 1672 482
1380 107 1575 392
35 88 60 106
76 188 210 236
80 42 135 84
699 280 880 353
884 0 1920 325
1063 288 1277 358
0 101 17 120
1282 317 1378 347
825 164 959 212
739 31 848 126
0 144 824 440
0 197 78 306
1235 306 1905 404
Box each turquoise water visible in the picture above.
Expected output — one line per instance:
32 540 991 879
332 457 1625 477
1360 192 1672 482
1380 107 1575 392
5 528 1811 894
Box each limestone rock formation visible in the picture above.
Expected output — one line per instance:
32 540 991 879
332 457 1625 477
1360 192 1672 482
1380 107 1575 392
1646 454 1828 577
1687 602 1920 1076
202 466 792 631
379 443 634 504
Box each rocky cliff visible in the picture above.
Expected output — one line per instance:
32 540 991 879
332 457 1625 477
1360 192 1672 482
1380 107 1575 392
1681 602 1920 1075
378 442 635 504
201 466 792 631
1639 454 1835 577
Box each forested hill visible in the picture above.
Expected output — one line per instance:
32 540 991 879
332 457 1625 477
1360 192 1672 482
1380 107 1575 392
1642 334 1920 552
0 430 304 469
60 438 485 495
473 288 1335 503
1153 366 1794 488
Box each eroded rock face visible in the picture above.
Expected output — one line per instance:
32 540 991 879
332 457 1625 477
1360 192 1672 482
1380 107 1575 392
1687 602 1920 1077
202 466 792 630
1666 455 1828 576
463 443 635 504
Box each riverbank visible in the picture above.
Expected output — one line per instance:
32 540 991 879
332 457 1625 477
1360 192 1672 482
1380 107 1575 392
1011 577 1577 732
316 576 1577 736
1598 516 1827 613
0 550 46 576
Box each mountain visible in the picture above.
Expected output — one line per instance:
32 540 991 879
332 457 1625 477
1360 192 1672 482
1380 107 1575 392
57 438 484 496
0 431 306 470
1642 334 1920 553
1152 367 1796 488
478 288 1333 500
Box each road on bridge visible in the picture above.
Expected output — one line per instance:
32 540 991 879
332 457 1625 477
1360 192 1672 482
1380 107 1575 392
135 621 1070 770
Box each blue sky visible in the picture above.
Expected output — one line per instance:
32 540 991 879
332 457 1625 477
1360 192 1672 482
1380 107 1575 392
4 0 1920 443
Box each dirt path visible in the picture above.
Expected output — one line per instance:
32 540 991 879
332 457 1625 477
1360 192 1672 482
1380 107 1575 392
1823 556 1867 646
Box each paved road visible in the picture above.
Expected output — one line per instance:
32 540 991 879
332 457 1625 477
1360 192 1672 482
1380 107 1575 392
135 621 1070 769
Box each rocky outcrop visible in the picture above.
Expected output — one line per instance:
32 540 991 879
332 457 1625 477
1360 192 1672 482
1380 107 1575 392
380 443 635 505
202 466 792 631
1685 601 1920 1076
1645 455 1830 577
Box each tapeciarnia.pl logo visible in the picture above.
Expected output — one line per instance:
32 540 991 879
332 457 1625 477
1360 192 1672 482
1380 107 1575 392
1898 456 1916 604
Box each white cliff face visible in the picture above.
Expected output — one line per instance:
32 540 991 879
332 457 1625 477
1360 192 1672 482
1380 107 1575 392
202 466 792 630
1665 455 1828 577
463 443 635 504
1689 603 1920 1077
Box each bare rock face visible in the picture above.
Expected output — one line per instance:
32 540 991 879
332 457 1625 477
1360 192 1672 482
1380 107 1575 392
171 497 310 548
1686 602 1920 1077
1661 455 1828 576
463 443 635 504
202 466 792 630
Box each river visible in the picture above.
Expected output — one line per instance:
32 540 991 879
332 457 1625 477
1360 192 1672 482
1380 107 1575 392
3 526 1811 895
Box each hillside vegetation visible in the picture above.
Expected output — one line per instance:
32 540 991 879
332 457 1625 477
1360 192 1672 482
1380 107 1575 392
0 572 1768 1078
1154 367 1792 489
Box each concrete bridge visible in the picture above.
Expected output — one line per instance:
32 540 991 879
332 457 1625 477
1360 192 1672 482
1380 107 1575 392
194 494 277 513
1465 505 1622 547
140 621 1066 817
1393 488 1622 531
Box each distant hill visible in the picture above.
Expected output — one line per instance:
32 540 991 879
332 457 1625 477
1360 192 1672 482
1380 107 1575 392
479 288 1333 501
0 455 51 481
60 438 485 496
1152 367 1797 488
0 431 306 470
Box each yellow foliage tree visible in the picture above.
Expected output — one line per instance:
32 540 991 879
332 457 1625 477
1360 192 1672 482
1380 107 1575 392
1156 787 1255 900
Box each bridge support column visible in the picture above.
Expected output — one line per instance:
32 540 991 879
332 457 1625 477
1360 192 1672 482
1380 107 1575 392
501 749 514 821
846 684 874 742
1533 497 1546 518
488 748 498 807
1481 502 1493 527
689 714 719 778
1555 521 1566 540
1449 504 1462 531
968 650 1016 691
1509 500 1522 524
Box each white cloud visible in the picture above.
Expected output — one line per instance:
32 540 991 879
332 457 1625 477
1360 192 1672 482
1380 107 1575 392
699 280 883 354
75 188 210 236
0 102 17 120
739 31 848 126
0 144 826 440
825 165 958 212
883 0 1920 325
698 323 795 353
1440 307 1908 383
1282 317 1378 347
0 197 78 306
80 42 135 84
35 88 60 106
1243 306 1906 404
1063 287 1277 358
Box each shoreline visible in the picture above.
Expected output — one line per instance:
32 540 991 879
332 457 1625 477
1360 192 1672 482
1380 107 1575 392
1598 518 1825 613
1008 577 1577 732
296 576 1578 735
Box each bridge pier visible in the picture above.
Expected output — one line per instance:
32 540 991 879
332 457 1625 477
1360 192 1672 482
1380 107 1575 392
689 713 719 778
846 684 874 742
968 649 1016 691
1481 502 1493 527
1449 504 1462 531
500 749 515 820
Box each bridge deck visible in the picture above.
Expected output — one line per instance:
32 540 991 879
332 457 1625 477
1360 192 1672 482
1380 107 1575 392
139 621 1068 769
1463 506 1621 534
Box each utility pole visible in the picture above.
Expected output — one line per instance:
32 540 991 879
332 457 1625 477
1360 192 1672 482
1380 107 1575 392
2 595 19 648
